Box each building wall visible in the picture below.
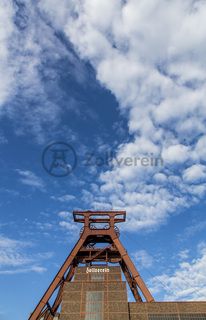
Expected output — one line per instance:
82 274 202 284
129 302 206 320
59 266 129 320
59 266 206 320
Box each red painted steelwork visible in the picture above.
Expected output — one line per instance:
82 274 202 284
28 210 154 320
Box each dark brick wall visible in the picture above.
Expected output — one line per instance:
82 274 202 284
58 267 206 320
129 302 206 320
59 266 129 320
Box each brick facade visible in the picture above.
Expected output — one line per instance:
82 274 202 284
58 266 206 320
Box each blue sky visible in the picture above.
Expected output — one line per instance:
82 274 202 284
1 1 206 319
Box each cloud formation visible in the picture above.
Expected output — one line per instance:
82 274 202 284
133 249 153 269
37 0 206 230
1 1 206 230
150 243 206 300
0 0 86 142
0 235 50 274
16 169 45 190
51 194 76 202
58 210 80 235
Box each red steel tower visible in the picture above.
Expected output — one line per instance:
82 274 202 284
29 210 154 320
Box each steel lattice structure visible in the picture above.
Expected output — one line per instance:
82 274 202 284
28 210 154 320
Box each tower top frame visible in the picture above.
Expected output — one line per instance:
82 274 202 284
73 210 126 224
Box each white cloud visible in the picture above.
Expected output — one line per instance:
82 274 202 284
0 132 8 144
0 0 15 107
2 1 206 230
162 144 190 164
16 169 45 190
59 221 79 232
35 222 53 231
150 244 206 301
181 220 206 240
153 173 167 183
0 235 50 274
195 135 206 161
0 236 31 268
58 211 70 219
51 194 76 202
58 210 80 235
178 249 190 261
183 164 206 183
0 1 86 142
133 249 153 269
0 265 46 275
0 235 26 249
37 0 206 231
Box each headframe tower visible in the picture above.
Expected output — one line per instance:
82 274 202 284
29 210 154 320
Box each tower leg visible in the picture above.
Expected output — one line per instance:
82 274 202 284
44 263 77 320
120 260 142 302
29 237 84 320
113 236 154 302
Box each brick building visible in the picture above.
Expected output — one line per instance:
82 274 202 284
58 266 206 320
31 212 206 320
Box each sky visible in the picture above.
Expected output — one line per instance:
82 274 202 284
0 0 206 319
